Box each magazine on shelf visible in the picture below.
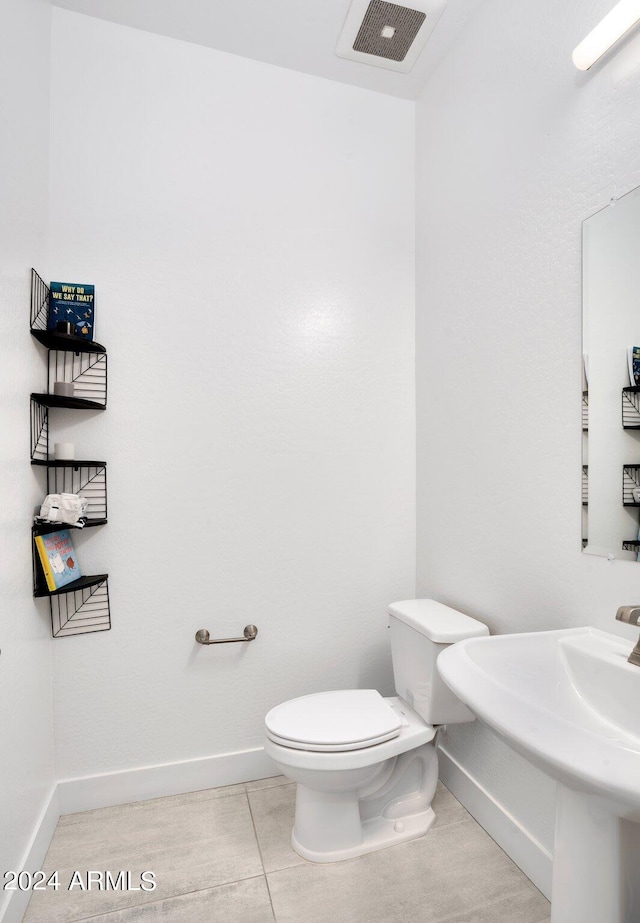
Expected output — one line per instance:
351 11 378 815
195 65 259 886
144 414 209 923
49 281 95 340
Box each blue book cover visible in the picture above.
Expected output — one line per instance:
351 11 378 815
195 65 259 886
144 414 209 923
49 281 95 340
34 529 82 591
633 347 640 386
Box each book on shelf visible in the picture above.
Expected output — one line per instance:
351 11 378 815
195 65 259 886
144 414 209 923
34 529 82 592
628 346 640 387
49 281 95 340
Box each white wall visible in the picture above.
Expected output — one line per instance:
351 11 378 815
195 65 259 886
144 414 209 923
0 0 57 918
48 9 415 781
416 0 640 859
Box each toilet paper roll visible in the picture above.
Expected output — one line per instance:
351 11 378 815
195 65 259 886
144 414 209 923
53 442 75 461
53 381 74 397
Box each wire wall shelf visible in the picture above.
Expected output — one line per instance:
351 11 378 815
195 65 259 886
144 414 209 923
582 466 588 506
47 350 107 405
30 394 106 462
32 463 107 527
622 541 640 553
622 387 640 429
50 578 110 638
30 268 49 333
623 465 640 505
30 268 110 637
582 391 588 432
30 398 48 461
31 525 110 636
30 269 105 353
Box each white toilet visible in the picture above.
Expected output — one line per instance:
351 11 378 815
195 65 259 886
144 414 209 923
264 599 488 863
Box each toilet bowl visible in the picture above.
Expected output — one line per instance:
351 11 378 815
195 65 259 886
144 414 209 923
264 599 489 863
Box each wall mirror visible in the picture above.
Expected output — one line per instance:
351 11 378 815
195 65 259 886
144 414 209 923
582 184 640 561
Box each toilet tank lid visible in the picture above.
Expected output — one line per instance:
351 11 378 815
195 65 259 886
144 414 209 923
387 599 489 643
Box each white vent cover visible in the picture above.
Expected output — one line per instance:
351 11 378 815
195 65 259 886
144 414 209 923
336 0 447 73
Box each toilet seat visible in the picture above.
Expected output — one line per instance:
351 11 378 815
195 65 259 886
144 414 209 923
265 689 402 752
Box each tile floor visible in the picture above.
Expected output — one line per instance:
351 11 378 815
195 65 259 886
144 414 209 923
25 777 550 923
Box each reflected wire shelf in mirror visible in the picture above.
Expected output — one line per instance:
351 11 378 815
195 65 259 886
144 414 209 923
582 466 588 506
583 391 589 431
622 541 640 552
623 465 640 505
622 388 640 428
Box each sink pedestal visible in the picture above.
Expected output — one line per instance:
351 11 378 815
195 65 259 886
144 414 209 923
436 628 640 922
552 785 640 923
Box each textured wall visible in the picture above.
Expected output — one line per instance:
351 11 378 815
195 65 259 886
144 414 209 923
49 10 415 779
416 0 640 853
0 0 56 909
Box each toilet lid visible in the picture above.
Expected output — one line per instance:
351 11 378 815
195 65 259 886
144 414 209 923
265 689 402 752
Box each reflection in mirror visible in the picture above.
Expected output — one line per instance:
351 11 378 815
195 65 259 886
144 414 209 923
583 185 640 561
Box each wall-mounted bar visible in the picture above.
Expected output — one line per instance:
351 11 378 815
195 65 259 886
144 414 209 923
195 625 258 645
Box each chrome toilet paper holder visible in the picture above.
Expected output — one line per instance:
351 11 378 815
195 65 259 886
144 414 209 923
195 625 258 645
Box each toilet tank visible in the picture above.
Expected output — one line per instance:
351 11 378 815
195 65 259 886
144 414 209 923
388 599 489 726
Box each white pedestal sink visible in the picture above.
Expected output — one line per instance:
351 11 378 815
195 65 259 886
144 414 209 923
437 627 640 923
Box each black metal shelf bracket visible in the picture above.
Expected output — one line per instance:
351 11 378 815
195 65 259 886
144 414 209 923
622 388 640 429
49 578 111 638
623 465 640 505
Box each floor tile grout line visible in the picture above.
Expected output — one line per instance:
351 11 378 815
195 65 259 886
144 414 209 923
245 780 292 795
246 788 278 922
59 779 291 830
39 872 271 923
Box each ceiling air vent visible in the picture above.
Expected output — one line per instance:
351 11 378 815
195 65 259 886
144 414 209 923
336 0 447 73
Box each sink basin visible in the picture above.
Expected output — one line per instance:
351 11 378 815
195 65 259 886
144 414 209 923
437 626 640 923
438 626 640 809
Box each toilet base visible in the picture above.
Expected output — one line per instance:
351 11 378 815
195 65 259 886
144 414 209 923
292 805 436 863
286 741 439 863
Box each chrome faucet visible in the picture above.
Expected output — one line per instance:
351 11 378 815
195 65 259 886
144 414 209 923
615 606 640 666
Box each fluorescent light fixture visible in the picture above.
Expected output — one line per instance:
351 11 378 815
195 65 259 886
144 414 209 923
572 0 640 70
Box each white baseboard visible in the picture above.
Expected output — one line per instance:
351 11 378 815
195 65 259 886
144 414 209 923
57 746 277 815
1 786 60 923
438 743 553 900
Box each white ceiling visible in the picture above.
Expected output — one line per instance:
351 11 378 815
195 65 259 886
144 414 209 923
50 0 484 100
